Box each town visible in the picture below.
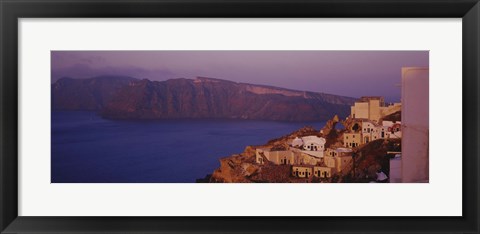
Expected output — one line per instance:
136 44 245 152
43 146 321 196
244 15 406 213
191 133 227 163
254 96 402 182
204 67 428 183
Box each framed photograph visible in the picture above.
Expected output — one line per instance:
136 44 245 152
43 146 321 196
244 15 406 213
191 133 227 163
1 0 478 233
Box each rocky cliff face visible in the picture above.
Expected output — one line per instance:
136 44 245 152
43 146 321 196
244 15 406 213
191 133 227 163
51 76 138 110
51 76 356 121
382 111 401 122
100 77 356 121
208 126 326 183
206 123 401 183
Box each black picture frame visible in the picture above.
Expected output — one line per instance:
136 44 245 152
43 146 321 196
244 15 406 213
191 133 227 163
1 0 479 233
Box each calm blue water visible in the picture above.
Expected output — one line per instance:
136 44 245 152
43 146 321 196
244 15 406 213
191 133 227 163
51 111 326 183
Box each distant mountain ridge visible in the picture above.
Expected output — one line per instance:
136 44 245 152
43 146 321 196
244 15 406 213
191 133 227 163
52 76 356 122
52 76 138 110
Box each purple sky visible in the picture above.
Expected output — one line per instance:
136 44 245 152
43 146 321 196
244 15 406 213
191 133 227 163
51 51 429 102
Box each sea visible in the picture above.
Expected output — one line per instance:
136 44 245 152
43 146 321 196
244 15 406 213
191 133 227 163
51 111 327 183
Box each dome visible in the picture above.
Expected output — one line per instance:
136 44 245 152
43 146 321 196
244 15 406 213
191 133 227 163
291 137 303 147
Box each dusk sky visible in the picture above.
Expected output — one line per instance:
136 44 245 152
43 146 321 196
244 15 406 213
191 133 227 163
51 51 429 102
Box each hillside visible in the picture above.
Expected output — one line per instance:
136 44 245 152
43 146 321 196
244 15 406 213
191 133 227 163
100 77 356 121
51 76 138 110
205 125 401 183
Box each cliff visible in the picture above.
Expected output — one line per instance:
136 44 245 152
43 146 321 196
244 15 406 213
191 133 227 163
51 76 138 110
208 126 327 183
206 115 401 183
100 77 356 121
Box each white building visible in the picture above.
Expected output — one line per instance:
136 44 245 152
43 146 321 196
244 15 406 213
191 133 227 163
344 132 361 148
350 96 384 122
288 135 326 158
324 147 353 173
389 153 402 183
401 67 429 182
256 148 322 166
350 96 401 123
382 121 402 139
292 166 313 178
325 147 353 157
255 148 295 165
361 120 383 143
314 166 333 178
301 136 325 151
291 137 303 147
346 120 402 148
